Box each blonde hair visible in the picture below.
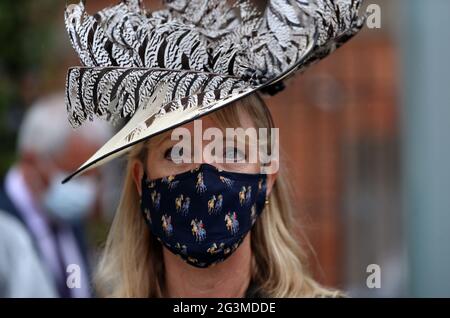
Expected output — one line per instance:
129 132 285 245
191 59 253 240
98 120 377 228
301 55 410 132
95 93 339 297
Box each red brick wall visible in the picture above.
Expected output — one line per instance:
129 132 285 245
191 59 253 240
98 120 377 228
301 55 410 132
267 35 398 287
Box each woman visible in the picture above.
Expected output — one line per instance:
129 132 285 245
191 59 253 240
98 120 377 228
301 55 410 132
95 94 341 297
62 0 364 297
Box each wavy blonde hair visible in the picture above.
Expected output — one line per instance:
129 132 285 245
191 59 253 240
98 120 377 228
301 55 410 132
94 93 339 297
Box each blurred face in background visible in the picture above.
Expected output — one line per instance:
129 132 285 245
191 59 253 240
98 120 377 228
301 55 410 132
20 132 101 223
15 93 113 224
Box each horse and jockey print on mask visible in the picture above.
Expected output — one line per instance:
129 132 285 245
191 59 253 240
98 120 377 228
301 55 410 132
140 163 267 268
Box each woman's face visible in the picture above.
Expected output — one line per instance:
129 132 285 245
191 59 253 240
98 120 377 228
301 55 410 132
132 108 277 195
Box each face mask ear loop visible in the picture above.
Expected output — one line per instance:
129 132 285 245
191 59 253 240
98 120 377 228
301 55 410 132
263 174 270 207
140 170 149 201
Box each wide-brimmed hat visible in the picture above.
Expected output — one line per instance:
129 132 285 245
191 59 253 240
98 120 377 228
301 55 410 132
62 0 365 183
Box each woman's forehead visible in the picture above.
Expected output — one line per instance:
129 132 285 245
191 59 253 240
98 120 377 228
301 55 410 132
150 108 255 145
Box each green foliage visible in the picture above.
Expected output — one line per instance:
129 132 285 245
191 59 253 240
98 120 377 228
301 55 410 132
0 0 60 175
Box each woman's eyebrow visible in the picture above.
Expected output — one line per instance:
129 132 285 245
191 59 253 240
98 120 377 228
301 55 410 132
154 133 172 149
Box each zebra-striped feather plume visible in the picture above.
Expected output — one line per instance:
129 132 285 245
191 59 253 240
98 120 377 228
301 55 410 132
65 0 364 128
65 67 248 128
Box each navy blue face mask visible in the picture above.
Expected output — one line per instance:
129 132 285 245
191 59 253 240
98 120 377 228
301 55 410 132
140 163 267 268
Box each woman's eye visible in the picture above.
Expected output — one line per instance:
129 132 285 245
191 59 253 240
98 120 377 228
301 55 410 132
224 147 246 162
164 146 184 162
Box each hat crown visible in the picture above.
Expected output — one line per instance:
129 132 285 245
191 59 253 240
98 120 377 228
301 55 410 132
65 0 364 90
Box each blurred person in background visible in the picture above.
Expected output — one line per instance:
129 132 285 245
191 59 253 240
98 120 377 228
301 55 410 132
0 93 112 298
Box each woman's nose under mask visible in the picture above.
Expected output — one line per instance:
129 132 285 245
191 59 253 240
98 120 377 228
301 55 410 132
140 163 268 268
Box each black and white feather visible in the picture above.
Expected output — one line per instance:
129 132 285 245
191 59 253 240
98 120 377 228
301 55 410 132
65 0 364 128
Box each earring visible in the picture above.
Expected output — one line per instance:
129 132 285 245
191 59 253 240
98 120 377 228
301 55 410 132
265 196 270 205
